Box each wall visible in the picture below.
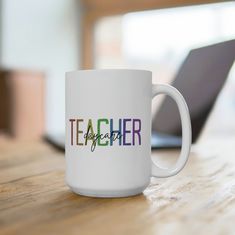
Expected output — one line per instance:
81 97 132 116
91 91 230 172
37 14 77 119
1 0 81 135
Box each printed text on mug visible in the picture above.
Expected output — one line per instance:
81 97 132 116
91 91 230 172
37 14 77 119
68 118 142 152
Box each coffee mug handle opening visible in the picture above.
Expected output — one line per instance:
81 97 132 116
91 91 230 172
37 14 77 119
151 84 192 177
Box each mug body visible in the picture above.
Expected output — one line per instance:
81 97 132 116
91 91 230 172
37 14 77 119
65 69 152 197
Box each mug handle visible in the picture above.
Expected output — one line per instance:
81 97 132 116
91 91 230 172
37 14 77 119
151 84 192 177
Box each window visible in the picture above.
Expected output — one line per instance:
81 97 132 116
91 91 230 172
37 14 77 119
94 2 235 85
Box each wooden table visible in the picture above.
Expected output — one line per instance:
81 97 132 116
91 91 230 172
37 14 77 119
1 137 235 235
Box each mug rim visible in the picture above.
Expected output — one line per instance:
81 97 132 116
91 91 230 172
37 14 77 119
66 69 152 78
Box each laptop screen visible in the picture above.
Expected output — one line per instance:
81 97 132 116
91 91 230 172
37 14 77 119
152 40 235 142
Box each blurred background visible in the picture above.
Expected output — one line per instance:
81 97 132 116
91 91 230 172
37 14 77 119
0 0 234 143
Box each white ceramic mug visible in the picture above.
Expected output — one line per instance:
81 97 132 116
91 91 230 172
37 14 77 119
65 69 191 197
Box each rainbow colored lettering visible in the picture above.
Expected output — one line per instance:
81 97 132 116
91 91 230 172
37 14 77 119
69 118 142 152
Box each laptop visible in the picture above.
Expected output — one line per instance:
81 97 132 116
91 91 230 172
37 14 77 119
46 39 235 150
151 39 235 149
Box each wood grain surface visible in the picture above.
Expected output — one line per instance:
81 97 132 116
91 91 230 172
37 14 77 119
0 137 235 235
